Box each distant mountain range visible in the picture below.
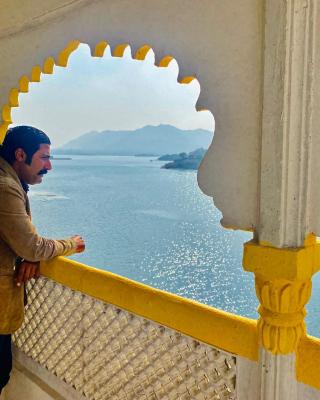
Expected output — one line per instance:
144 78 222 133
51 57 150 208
53 125 213 156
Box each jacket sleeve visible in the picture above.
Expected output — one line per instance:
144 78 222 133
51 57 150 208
0 184 77 262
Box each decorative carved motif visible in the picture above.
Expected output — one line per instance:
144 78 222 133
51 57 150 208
255 276 312 354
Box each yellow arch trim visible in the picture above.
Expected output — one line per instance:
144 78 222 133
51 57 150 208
93 41 109 57
56 40 80 67
2 105 11 123
159 55 174 67
0 40 203 142
135 44 152 60
113 43 129 57
43 57 55 74
19 76 29 93
30 66 42 82
180 76 195 84
41 256 259 361
9 89 19 107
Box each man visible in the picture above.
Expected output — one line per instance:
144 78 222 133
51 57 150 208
0 126 85 394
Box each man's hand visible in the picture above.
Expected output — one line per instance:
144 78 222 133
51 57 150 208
15 260 40 287
72 235 85 253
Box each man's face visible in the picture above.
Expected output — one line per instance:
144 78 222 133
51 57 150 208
20 144 52 185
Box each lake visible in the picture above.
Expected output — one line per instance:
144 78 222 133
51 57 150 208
29 155 320 337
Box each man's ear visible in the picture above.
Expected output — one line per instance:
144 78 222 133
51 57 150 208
15 148 26 162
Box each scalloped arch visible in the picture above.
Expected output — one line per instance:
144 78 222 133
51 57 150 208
0 39 201 142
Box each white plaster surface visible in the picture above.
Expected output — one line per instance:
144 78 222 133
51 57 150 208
298 382 320 400
2 367 56 400
0 0 263 231
4 347 86 400
236 348 320 400
259 350 299 400
307 3 320 239
258 0 320 246
1 1 320 241
236 355 259 400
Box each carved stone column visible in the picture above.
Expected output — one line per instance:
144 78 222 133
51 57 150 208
243 237 320 399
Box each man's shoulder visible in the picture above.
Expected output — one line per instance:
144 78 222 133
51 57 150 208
0 157 21 189
0 170 23 195
0 169 18 185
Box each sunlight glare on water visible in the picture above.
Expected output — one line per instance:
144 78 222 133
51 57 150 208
30 155 258 320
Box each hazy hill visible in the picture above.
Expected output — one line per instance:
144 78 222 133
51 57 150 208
53 125 213 156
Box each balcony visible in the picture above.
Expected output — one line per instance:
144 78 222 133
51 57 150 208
1 256 319 399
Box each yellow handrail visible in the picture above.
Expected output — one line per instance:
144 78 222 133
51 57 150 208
40 256 259 361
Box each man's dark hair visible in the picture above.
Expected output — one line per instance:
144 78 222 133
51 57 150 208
0 126 51 165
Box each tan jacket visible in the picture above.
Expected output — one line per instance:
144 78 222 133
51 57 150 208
0 156 77 334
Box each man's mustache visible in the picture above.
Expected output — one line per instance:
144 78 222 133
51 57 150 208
37 169 48 175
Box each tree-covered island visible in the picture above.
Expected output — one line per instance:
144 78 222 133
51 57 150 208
160 148 206 170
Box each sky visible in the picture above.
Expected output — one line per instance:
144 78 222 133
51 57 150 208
12 44 214 148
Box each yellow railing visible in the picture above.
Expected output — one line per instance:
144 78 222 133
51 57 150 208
13 256 320 395
40 256 259 361
14 257 244 399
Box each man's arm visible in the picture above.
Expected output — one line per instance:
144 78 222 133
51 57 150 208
0 184 85 262
15 235 84 286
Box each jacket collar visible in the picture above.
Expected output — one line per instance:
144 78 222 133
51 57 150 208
0 156 27 192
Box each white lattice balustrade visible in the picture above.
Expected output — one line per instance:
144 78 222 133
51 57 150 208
13 278 237 400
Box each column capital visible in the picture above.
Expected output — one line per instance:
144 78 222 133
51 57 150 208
243 235 320 281
243 237 319 354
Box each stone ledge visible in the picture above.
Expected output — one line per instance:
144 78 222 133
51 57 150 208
2 346 86 400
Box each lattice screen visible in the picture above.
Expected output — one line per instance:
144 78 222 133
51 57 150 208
14 278 237 400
